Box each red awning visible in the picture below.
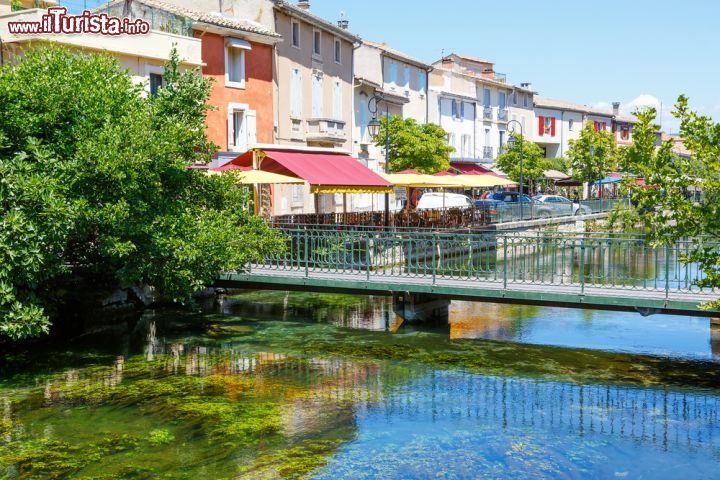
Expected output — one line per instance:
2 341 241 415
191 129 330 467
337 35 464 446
450 162 503 177
217 148 392 193
213 162 251 172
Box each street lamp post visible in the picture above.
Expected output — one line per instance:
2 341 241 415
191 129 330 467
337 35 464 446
507 119 525 219
367 93 391 227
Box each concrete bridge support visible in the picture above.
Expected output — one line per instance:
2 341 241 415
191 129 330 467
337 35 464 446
392 292 450 324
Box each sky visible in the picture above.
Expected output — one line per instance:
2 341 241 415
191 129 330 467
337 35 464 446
305 0 720 133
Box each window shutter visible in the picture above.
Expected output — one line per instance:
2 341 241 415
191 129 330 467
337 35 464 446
291 69 302 118
451 100 457 117
332 81 342 119
246 109 257 147
593 121 598 132
460 101 465 118
538 116 544 136
551 117 556 136
602 122 607 131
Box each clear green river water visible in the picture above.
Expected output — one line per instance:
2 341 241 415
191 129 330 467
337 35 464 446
1 290 719 479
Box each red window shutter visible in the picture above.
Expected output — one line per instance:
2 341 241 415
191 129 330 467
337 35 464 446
551 117 556 136
593 122 598 132
602 122 607 131
538 116 544 136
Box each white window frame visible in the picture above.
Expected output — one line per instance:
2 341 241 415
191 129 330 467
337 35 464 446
227 102 256 152
290 68 302 118
224 38 251 89
312 29 321 58
291 20 300 48
334 38 341 64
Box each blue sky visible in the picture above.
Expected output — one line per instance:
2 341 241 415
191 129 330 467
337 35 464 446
308 0 720 132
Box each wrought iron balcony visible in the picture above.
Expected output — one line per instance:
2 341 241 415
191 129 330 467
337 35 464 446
483 107 493 120
497 109 508 122
483 146 494 159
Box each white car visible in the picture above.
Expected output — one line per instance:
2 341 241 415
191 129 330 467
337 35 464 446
533 195 591 216
416 192 473 210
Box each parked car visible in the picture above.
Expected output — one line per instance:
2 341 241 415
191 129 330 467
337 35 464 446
417 192 473 210
533 195 592 216
475 191 534 215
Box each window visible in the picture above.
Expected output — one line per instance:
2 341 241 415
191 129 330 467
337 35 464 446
313 30 321 57
225 38 250 88
403 65 410 92
484 128 490 147
512 91 517 105
149 73 164 96
451 99 463 119
291 184 303 204
620 126 630 140
460 134 472 157
334 38 341 63
483 88 491 107
388 62 398 88
227 104 256 152
498 91 506 110
499 130 505 148
291 68 302 118
291 21 300 48
417 69 426 95
332 80 342 119
569 119 574 131
232 111 245 150
543 116 555 136
523 93 528 107
312 72 323 118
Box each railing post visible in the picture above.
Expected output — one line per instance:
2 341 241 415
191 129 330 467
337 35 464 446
366 233 371 281
304 232 309 278
431 233 437 285
665 242 671 299
503 235 508 289
579 235 586 295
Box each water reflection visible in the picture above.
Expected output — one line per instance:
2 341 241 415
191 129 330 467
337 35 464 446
3 292 720 479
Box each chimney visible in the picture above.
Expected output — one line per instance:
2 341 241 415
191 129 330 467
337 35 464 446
520 82 533 91
297 1 310 10
612 102 621 115
337 11 348 29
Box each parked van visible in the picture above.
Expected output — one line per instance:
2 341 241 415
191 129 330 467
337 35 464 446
416 192 473 210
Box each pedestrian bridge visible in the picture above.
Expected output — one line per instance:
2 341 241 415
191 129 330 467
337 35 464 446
218 229 720 316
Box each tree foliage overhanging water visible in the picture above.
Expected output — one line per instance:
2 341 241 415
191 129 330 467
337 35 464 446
0 46 283 340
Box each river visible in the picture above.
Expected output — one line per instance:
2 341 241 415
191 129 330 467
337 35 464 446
1 291 719 479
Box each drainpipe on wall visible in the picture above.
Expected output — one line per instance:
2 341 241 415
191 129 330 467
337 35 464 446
560 110 565 157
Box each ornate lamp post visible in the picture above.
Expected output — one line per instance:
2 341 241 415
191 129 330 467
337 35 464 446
506 119 525 219
367 93 391 227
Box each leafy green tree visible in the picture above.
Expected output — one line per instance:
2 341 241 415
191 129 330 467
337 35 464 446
569 124 618 174
375 116 453 174
0 46 282 340
494 133 548 191
567 122 618 191
616 97 720 308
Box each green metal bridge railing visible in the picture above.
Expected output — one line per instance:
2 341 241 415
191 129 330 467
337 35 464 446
245 229 717 300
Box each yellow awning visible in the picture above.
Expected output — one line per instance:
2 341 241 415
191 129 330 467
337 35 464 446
381 172 516 188
380 173 457 188
438 175 517 188
208 169 305 185
310 185 394 194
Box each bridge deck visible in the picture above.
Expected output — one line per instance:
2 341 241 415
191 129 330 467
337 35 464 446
221 266 717 315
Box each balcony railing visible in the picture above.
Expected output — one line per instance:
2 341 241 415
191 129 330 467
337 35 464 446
494 72 507 83
482 146 494 159
483 106 493 120
497 109 508 121
306 118 347 144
